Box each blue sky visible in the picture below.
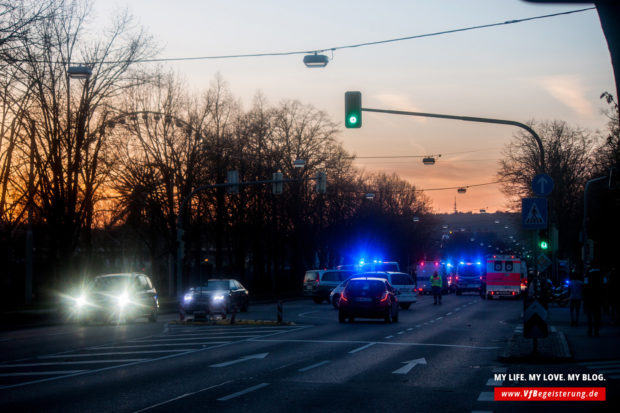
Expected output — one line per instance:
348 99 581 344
93 0 616 213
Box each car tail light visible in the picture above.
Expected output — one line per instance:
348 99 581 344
380 291 389 302
491 291 494 295
340 291 349 303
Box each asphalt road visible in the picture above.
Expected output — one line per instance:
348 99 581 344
0 294 616 412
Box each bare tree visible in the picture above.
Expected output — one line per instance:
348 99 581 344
5 0 156 287
497 120 599 259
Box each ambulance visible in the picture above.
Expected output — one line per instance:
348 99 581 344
484 255 522 299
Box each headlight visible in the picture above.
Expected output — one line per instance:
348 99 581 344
75 294 87 308
212 294 225 301
117 292 129 308
184 293 193 302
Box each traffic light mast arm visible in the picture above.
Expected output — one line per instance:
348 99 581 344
361 107 546 173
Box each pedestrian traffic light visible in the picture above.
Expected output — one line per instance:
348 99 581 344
540 240 548 250
345 91 362 128
272 172 283 195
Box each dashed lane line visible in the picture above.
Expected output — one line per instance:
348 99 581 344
217 383 270 401
348 342 376 354
298 360 330 372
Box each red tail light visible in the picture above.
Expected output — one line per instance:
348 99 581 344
380 291 389 302
340 291 349 303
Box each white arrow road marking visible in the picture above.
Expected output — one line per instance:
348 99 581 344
209 352 268 368
392 357 427 374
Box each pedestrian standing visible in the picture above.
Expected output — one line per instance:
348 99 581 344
568 273 583 327
583 267 604 337
430 270 442 305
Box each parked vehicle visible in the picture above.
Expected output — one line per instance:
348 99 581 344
303 269 355 304
338 276 399 323
181 279 249 319
369 272 417 309
65 273 159 324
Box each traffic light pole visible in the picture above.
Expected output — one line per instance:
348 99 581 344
361 107 546 173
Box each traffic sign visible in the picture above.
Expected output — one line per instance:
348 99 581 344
537 253 552 272
522 198 547 229
531 174 554 197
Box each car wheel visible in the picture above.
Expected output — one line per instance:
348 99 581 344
399 303 411 310
384 307 392 323
338 310 346 323
332 294 340 308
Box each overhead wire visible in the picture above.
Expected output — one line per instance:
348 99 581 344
56 7 596 65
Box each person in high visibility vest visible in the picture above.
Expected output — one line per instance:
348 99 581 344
430 270 443 305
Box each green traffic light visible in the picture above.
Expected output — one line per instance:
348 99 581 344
345 91 362 128
540 241 548 250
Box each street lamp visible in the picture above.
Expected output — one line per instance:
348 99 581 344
303 53 329 68
68 66 92 79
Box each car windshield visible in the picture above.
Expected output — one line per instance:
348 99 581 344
93 276 130 291
203 280 229 291
347 280 386 295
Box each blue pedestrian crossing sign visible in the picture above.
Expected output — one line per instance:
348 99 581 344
522 198 547 229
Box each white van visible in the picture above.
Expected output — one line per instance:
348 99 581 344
362 271 417 309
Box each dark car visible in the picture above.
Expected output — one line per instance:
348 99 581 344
181 279 249 318
66 273 159 324
338 277 399 323
303 269 355 304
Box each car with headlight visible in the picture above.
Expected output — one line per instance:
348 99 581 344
338 276 399 323
66 273 159 324
181 279 249 319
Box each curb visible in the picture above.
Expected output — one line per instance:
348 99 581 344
498 329 573 363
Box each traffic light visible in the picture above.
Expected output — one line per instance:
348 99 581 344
345 91 362 128
540 240 548 250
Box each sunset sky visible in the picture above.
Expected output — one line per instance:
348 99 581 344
93 0 616 213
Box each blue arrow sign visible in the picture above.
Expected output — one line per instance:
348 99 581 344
522 198 547 229
531 174 554 197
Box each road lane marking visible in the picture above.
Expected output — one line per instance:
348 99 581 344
406 328 414 331
0 342 231 390
132 380 233 413
217 383 270 401
392 358 426 375
210 353 268 368
446 312 453 316
94 342 232 349
0 359 146 367
0 370 87 377
39 350 191 357
477 392 494 401
397 331 405 335
384 335 394 339
436 317 443 321
250 338 501 350
349 342 376 354
298 360 330 372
